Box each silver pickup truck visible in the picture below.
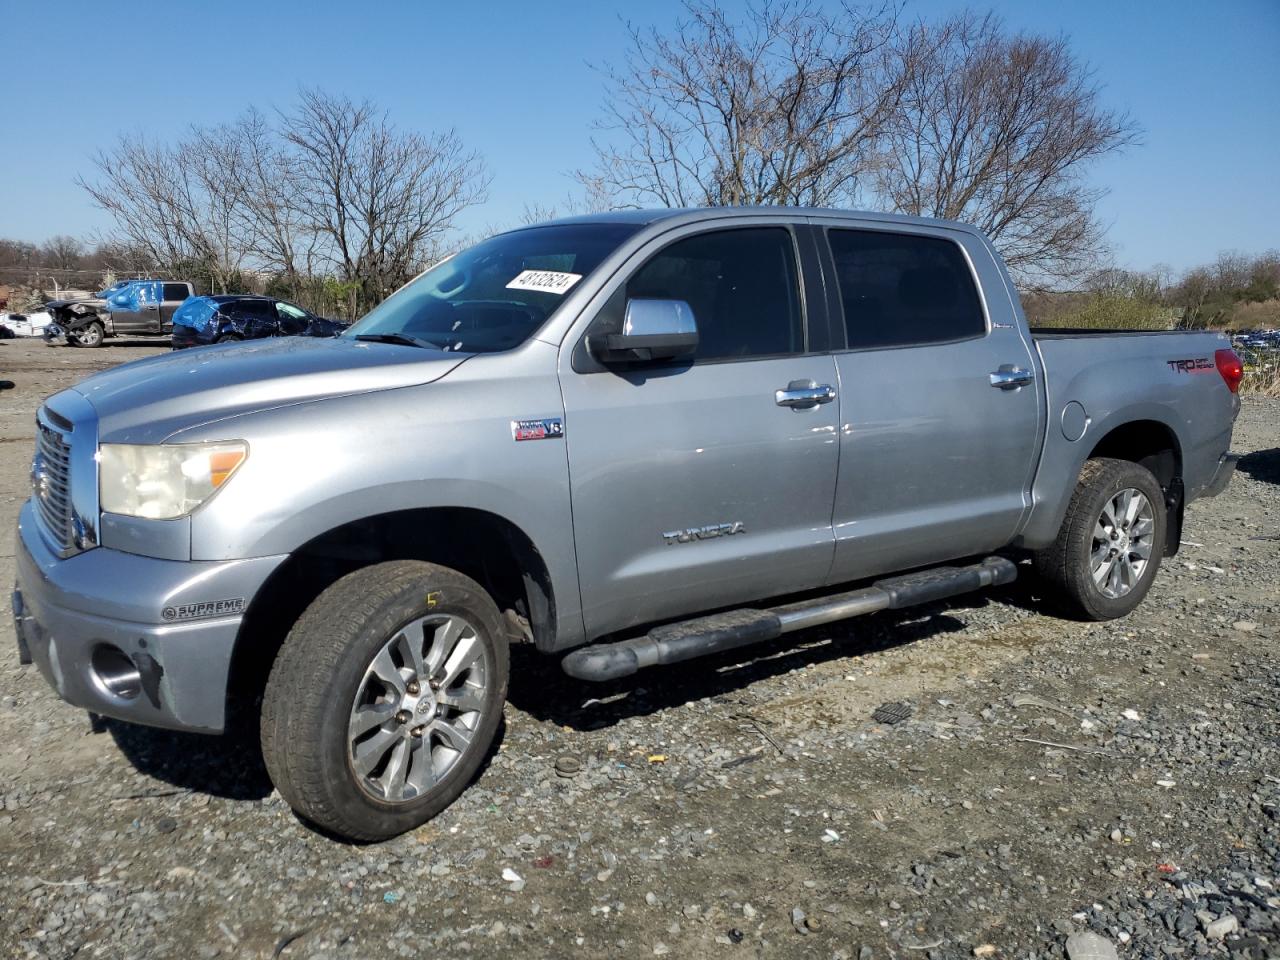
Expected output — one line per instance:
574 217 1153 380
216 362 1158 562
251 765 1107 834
12 208 1241 840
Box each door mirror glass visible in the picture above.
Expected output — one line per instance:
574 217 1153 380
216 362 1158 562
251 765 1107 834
589 298 699 365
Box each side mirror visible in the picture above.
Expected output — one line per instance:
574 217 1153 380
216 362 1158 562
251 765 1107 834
588 298 699 365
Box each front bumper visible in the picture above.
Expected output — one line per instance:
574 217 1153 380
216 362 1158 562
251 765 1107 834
12 500 286 733
1204 453 1239 498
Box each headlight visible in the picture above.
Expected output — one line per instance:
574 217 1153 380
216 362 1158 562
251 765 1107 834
99 442 248 519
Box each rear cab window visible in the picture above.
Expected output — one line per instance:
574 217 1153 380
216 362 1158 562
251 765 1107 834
826 229 985 350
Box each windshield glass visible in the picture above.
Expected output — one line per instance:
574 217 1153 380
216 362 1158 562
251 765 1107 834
344 222 640 353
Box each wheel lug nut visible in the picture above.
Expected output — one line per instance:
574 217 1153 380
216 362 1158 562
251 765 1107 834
395 709 412 725
406 681 420 695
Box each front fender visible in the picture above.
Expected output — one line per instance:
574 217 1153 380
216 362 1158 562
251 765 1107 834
180 342 584 645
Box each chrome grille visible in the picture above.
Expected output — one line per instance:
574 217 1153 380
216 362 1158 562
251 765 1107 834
34 418 75 554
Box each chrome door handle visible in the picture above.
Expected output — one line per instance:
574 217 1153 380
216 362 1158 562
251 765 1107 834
989 367 1034 390
776 381 837 409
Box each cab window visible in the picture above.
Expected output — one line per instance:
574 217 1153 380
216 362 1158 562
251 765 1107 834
625 228 804 361
827 229 985 349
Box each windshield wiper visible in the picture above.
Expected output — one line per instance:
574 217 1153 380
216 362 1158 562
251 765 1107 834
354 332 436 349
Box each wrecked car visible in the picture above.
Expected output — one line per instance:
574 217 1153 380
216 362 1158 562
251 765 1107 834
170 295 348 349
44 280 193 347
3 311 54 338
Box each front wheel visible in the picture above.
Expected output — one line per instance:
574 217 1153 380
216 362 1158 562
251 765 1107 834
260 561 509 841
1034 457 1167 620
71 320 104 348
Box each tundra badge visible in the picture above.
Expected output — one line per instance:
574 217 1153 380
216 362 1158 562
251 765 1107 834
663 522 746 545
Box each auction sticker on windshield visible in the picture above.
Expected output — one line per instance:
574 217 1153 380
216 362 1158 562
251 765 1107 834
506 270 583 295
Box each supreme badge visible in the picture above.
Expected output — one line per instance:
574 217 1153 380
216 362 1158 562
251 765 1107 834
162 598 245 621
511 418 564 441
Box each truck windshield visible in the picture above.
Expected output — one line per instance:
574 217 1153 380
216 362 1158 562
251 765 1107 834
344 222 641 353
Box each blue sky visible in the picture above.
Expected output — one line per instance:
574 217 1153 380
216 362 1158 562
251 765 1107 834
1 0 1276 274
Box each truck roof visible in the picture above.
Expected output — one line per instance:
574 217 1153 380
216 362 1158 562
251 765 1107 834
537 206 980 235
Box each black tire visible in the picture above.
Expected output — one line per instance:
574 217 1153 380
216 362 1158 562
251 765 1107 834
215 333 243 344
261 561 509 841
1033 457 1167 620
72 320 104 348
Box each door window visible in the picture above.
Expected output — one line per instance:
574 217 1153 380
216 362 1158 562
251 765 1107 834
235 299 274 318
276 302 308 321
275 301 308 333
163 283 190 302
625 228 804 361
827 230 985 349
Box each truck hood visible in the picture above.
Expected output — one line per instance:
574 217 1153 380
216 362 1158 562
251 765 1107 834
46 297 106 309
73 335 469 443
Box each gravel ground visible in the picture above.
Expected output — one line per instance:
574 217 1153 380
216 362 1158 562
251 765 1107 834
1 337 1278 960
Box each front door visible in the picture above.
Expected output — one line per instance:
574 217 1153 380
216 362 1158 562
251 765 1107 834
560 225 841 639
818 224 1042 582
108 281 162 333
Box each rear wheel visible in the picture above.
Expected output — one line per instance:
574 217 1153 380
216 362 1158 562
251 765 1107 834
1034 458 1166 620
261 561 508 841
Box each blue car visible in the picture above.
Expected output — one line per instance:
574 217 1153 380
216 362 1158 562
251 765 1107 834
171 295 348 349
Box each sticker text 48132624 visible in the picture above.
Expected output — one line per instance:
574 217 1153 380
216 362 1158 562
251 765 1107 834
506 270 582 295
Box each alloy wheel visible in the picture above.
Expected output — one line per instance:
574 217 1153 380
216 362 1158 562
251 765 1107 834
347 613 488 803
1090 487 1156 599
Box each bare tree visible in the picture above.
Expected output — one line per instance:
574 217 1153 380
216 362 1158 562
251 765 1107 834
0 239 38 271
225 109 318 298
77 138 198 272
41 235 85 271
79 134 250 292
874 13 1139 285
77 91 487 310
282 89 490 306
579 0 907 208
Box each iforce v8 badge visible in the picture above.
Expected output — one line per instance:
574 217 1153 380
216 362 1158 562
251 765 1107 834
511 418 564 442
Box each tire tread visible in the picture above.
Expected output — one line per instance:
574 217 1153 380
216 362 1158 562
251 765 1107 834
1033 457 1165 621
260 560 507 841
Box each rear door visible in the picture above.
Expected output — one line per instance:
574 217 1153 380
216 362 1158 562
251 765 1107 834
233 299 279 338
817 221 1042 583
559 222 841 638
159 283 192 330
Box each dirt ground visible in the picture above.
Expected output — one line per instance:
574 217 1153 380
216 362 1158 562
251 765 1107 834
1 336 1278 960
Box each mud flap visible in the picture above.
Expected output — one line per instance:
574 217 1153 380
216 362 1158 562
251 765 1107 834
1163 478 1184 557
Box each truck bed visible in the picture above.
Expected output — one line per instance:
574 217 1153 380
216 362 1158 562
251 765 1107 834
1030 327 1203 339
1019 327 1237 548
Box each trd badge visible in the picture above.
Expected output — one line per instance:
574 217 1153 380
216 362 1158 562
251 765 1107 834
511 418 564 441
